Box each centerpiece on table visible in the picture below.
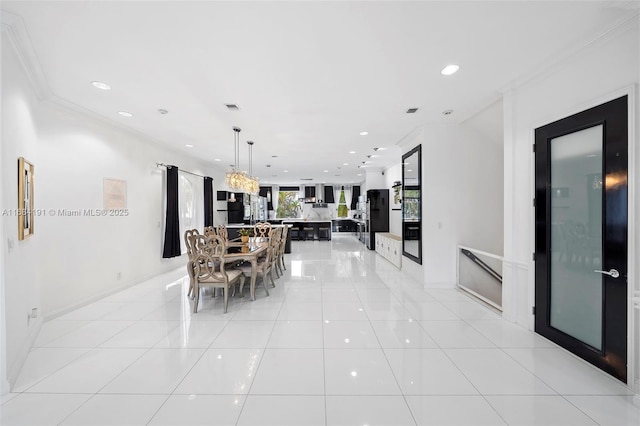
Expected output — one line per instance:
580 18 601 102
239 228 251 243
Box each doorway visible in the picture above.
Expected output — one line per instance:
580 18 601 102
534 96 628 383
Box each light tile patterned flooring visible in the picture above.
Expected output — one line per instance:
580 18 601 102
2 235 639 425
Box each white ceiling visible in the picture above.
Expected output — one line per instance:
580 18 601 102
2 1 637 185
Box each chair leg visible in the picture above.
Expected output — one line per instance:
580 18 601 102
281 255 286 271
188 277 195 299
223 287 229 313
193 285 199 313
274 262 281 278
238 275 246 297
262 274 270 296
269 268 276 287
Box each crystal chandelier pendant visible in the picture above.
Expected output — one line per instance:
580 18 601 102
225 127 259 195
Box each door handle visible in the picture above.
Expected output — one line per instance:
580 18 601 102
594 269 620 278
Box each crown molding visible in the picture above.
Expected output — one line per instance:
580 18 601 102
1 11 51 100
2 11 221 174
498 9 639 94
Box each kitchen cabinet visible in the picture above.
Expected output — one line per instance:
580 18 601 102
331 219 356 233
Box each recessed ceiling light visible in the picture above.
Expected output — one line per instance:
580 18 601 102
91 81 111 90
272 155 278 158
343 163 349 166
442 109 453 115
406 108 419 114
373 147 387 151
214 158 221 161
359 131 368 136
158 109 168 115
349 151 356 154
357 173 362 176
225 104 239 110
185 144 194 148
441 64 460 75
118 111 133 117
284 170 289 173
323 170 329 173
408 169 413 172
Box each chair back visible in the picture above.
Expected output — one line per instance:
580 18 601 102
187 234 227 281
203 226 217 238
278 226 288 255
184 229 200 260
253 222 272 239
216 225 230 242
267 226 282 265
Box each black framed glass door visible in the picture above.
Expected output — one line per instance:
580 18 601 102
534 95 628 383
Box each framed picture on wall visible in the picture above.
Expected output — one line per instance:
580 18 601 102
18 157 34 240
103 178 127 209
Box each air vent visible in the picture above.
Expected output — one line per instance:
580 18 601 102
406 107 419 114
225 104 239 110
300 178 314 181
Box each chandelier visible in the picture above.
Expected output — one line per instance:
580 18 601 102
225 127 259 195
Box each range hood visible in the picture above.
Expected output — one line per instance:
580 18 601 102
313 184 328 207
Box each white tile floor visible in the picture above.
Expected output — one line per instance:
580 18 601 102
2 235 639 425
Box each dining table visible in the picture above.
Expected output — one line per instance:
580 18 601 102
224 238 268 301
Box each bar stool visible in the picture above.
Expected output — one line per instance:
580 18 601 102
290 227 300 241
318 227 330 241
303 227 314 241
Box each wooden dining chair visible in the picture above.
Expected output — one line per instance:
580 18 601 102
237 228 281 297
187 234 244 314
268 226 283 283
253 222 272 239
275 225 288 277
184 228 201 298
203 226 217 239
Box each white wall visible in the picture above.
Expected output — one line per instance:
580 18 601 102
364 170 385 193
397 121 504 285
383 162 403 236
502 19 639 391
1 36 226 388
0 86 9 395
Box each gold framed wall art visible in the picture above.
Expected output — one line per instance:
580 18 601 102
18 157 34 240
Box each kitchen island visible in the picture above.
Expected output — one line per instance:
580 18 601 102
226 224 292 253
281 220 332 241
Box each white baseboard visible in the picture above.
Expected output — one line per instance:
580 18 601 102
6 315 42 390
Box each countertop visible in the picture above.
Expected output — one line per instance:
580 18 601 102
226 223 292 228
280 219 332 223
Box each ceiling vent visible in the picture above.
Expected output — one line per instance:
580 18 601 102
406 107 419 114
300 178 314 181
225 104 240 110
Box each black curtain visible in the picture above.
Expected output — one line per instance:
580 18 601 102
162 166 181 258
204 177 213 227
324 185 335 203
350 185 361 210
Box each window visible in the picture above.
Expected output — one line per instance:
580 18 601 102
178 172 203 253
276 191 301 218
